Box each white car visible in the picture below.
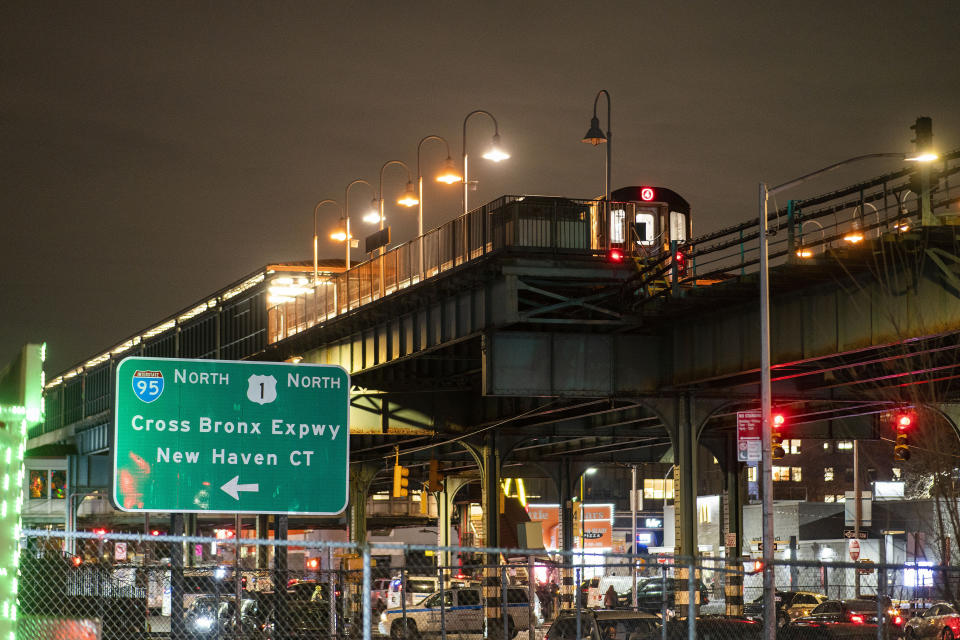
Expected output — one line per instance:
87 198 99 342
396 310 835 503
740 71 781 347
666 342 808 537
380 586 537 639
386 575 440 610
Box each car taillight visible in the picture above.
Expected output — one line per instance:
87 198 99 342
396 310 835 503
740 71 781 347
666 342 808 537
893 615 903 626
849 614 865 624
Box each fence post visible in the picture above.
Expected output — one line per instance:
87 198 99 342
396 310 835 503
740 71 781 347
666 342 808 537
575 563 581 640
329 546 337 639
440 558 447 640
660 564 668 640
502 563 509 640
363 545 372 640
401 563 408 637
167 515 185 640
528 553 536 639
687 559 696 640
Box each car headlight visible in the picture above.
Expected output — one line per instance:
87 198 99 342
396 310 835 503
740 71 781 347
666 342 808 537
381 612 388 623
195 615 214 630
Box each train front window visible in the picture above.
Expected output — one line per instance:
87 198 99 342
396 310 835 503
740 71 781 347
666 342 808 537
633 212 655 246
670 211 687 243
610 208 626 243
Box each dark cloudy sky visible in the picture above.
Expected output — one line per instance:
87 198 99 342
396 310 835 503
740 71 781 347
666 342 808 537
3 2 958 376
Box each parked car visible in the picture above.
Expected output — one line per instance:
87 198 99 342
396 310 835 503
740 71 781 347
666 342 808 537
372 577 393 613
905 603 960 640
379 585 535 639
643 616 763 640
743 590 828 627
386 575 440 610
184 594 234 638
632 578 709 613
787 599 904 640
587 576 636 609
546 609 660 640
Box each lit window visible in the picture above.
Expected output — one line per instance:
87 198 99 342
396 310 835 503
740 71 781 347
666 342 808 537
836 495 846 503
823 443 831 451
633 212 655 246
824 495 835 503
791 467 802 482
787 439 802 454
892 468 902 479
824 467 834 482
29 471 46 500
611 209 626 244
772 466 791 482
837 441 853 451
643 479 674 500
372 491 390 501
669 211 687 243
698 503 712 524
747 466 757 482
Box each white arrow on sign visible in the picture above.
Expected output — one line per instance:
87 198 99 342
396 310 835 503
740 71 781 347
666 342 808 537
221 475 260 500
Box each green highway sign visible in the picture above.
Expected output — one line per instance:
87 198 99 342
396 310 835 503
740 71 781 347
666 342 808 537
113 357 349 515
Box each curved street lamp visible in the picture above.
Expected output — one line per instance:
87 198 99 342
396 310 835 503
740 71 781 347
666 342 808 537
757 149 939 640
581 89 612 202
417 135 461 278
462 110 509 214
337 179 377 270
313 199 342 285
376 160 419 236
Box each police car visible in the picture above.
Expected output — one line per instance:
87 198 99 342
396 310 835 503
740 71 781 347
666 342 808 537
379 586 537 639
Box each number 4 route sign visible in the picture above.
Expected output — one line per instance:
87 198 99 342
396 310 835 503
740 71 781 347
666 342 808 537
113 357 349 515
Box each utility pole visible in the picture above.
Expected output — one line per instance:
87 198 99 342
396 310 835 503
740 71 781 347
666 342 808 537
631 464 639 609
854 440 861 597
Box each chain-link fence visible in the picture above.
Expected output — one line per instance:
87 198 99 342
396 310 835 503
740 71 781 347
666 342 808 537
16 529 960 640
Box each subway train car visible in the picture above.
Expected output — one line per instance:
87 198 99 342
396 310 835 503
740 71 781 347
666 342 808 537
608 185 692 259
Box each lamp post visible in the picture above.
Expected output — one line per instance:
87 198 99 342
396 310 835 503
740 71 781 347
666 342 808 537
417 135 461 279
462 110 509 215
377 160 419 242
313 199 341 285
338 179 377 270
581 89 612 203
758 150 937 640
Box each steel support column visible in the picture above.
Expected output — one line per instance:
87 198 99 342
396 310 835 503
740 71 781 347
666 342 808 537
725 434 745 616
349 463 380 546
481 433 503 635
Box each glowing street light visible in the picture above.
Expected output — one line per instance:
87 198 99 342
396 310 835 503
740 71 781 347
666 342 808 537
462 110 509 214
312 199 341 285
417 135 461 279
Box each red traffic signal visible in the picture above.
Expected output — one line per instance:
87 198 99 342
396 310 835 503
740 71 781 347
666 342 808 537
895 412 913 431
772 413 786 428
608 248 624 262
306 558 320 570
93 528 107 538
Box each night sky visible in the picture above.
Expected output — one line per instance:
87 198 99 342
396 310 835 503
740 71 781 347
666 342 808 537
3 2 959 376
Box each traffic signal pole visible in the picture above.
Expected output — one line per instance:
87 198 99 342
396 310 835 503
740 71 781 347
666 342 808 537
758 183 776 640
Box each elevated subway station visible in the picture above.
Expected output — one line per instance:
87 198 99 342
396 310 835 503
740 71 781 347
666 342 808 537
31 155 960 607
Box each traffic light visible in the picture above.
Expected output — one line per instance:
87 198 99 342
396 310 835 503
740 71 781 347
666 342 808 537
751 559 763 574
674 249 687 277
608 248 624 263
306 557 319 570
771 412 786 460
392 463 410 497
428 459 444 492
894 411 912 462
